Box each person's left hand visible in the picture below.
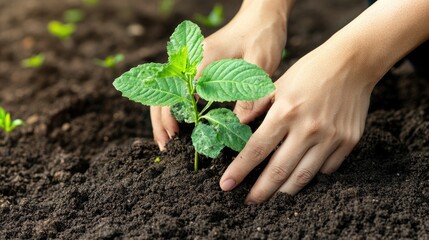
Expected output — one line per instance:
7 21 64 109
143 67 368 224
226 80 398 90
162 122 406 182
219 39 381 204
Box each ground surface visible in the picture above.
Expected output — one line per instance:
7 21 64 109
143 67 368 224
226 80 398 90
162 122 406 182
0 0 428 239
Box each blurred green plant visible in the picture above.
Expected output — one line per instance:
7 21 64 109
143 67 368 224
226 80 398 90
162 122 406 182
0 107 24 135
154 157 161 163
21 54 45 68
95 54 124 69
82 0 99 7
159 0 174 18
64 9 85 23
282 49 288 61
194 4 224 28
48 21 76 39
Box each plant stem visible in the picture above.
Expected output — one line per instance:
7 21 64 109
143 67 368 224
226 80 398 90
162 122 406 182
186 74 200 172
194 150 199 172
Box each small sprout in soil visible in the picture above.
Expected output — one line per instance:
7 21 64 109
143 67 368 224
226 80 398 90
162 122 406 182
282 49 288 61
159 0 174 18
48 21 76 40
0 107 24 135
21 54 44 68
82 0 99 7
154 157 161 163
95 54 124 69
113 21 275 171
194 4 224 28
64 9 85 23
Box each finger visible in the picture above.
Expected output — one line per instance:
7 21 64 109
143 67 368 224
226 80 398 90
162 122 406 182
245 132 314 204
279 142 339 195
150 106 169 151
161 107 179 139
233 95 273 124
320 141 357 174
220 105 288 191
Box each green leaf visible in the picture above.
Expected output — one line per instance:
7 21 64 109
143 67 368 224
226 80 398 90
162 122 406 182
191 123 224 158
113 63 188 106
171 101 194 123
194 4 224 28
21 54 45 68
167 20 203 67
64 9 85 23
48 21 76 39
160 47 189 77
4 113 11 133
203 108 251 151
196 59 275 102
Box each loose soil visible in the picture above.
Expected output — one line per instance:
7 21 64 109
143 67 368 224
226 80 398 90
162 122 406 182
1 0 428 239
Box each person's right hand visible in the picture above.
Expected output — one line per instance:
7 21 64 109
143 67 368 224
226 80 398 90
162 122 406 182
151 0 293 150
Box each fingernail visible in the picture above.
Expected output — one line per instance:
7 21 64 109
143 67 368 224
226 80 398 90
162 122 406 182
157 141 166 151
166 130 175 139
221 179 236 191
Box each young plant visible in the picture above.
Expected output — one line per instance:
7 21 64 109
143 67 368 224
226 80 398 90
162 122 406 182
64 9 85 23
0 107 24 135
95 54 124 69
21 54 45 68
48 21 76 40
194 4 224 28
159 0 174 18
82 0 99 7
113 21 275 171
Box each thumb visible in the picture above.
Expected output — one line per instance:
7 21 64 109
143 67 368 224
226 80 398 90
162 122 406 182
233 95 273 124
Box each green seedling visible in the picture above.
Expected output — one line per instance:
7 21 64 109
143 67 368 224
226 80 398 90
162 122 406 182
0 107 24 135
154 157 161 163
114 21 274 171
64 9 85 23
21 54 44 68
194 4 224 28
82 0 99 7
48 21 76 39
95 54 124 69
159 0 174 17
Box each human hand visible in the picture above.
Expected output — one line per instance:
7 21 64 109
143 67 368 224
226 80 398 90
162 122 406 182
219 38 382 203
151 0 292 150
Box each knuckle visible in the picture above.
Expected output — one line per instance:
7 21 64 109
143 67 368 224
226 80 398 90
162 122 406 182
307 120 322 136
244 143 268 164
278 103 300 122
268 165 290 184
236 101 254 112
294 168 314 187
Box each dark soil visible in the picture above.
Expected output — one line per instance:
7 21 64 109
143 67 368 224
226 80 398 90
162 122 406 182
1 0 428 239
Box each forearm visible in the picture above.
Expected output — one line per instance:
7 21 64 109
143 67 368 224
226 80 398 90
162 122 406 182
328 0 429 83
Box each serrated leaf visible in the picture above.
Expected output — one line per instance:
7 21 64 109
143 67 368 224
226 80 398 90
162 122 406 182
196 59 275 102
161 47 188 77
204 108 252 151
167 20 203 67
191 123 224 158
113 63 188 106
171 101 194 123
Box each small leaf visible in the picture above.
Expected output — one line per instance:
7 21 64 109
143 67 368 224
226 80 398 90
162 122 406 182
204 108 252 151
113 63 188 106
154 157 161 163
167 21 203 67
194 4 224 28
21 54 45 68
196 59 275 102
171 101 194 123
160 47 189 77
191 123 224 158
48 21 76 39
64 9 85 23
4 113 11 133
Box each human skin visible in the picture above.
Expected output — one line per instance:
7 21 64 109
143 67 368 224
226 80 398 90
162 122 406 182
152 0 429 203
